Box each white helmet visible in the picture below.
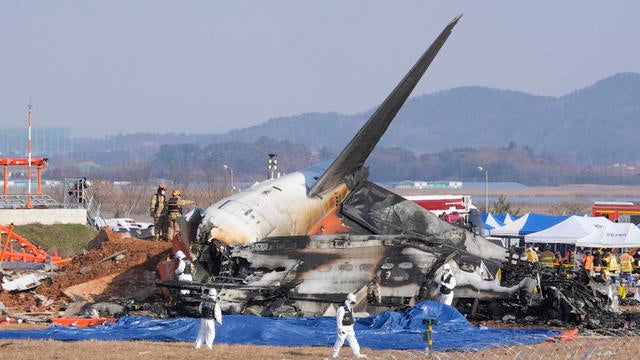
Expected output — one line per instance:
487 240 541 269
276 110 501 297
208 288 217 298
443 263 451 271
346 293 356 303
175 250 185 260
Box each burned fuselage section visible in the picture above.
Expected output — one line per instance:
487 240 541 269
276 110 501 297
181 181 534 316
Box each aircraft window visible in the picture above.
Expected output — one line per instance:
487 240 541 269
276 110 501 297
381 263 394 269
244 209 253 216
272 186 282 191
339 263 354 271
359 264 374 271
399 262 413 269
217 200 231 209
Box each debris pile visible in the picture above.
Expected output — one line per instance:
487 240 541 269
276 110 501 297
0 227 172 322
459 259 640 335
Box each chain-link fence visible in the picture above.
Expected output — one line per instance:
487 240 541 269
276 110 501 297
368 331 640 359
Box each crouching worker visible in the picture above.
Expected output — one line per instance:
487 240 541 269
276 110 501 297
332 293 367 359
195 288 223 349
174 250 193 295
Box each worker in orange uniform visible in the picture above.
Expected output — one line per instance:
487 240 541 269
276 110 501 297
149 183 167 241
619 249 634 275
581 250 594 277
166 189 195 241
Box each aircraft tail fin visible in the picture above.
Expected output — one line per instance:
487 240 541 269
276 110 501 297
308 14 462 197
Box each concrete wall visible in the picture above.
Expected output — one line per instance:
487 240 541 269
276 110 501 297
0 208 87 225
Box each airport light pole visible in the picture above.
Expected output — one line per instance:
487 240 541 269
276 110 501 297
477 166 489 213
267 153 277 180
223 164 235 191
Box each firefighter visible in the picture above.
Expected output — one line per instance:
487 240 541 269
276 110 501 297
332 293 366 359
149 183 167 241
619 249 634 274
581 250 594 277
166 189 195 241
526 245 539 263
194 288 222 349
437 263 456 306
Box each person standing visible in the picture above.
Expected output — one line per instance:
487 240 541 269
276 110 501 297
619 249 634 275
149 184 167 241
194 288 222 350
166 189 195 241
581 250 594 277
332 293 366 359
437 263 456 306
526 245 539 263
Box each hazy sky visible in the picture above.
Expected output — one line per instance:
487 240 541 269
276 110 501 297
2 1 639 137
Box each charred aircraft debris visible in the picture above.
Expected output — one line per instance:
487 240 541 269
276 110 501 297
154 14 640 332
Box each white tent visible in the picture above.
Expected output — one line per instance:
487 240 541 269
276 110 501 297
575 222 640 248
524 215 612 244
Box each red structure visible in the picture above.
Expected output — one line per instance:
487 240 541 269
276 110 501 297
591 201 640 224
0 157 49 205
0 223 71 266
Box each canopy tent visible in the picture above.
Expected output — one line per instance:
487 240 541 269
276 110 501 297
575 222 640 248
490 213 570 237
494 213 517 225
482 213 504 230
524 215 612 244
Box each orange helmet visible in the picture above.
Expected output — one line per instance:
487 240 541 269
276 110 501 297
158 183 166 190
172 189 181 197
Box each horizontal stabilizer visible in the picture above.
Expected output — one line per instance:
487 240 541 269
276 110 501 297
308 14 462 198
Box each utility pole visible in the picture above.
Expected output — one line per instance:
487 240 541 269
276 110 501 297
267 153 277 180
223 164 235 191
27 99 33 209
477 166 488 213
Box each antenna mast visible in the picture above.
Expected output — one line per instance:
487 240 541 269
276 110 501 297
27 99 33 209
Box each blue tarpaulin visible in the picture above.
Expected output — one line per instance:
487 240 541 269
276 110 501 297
0 301 559 351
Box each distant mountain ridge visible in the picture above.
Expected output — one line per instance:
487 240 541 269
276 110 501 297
214 72 640 164
77 72 640 165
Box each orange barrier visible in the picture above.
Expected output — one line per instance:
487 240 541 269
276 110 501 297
0 224 72 266
546 328 578 343
51 318 117 327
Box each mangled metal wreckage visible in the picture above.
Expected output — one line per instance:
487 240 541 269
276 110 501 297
161 15 536 316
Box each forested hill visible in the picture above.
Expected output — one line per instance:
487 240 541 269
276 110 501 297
217 72 640 164
70 72 640 185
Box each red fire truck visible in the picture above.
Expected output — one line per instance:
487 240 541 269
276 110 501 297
404 195 483 233
591 201 640 224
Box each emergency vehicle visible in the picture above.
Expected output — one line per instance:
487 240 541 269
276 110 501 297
403 195 483 234
591 201 640 224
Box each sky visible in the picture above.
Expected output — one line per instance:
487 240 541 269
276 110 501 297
1 1 639 138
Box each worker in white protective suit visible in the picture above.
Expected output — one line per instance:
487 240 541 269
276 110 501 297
437 263 457 306
194 288 223 349
331 293 367 359
174 250 193 294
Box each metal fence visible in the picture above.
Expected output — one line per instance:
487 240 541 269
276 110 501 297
369 331 640 359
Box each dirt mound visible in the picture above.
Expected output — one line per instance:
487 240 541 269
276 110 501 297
0 227 173 312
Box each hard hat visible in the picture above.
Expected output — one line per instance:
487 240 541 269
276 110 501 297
158 183 166 190
175 250 185 260
346 293 356 303
208 288 217 297
443 263 451 271
172 189 181 197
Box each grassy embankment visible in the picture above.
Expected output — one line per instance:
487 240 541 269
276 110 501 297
11 224 98 258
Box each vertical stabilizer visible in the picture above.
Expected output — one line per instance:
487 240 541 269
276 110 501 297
308 15 462 197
